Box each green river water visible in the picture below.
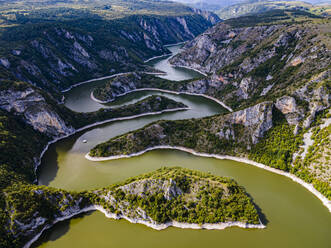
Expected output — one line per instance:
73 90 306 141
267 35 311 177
36 44 331 248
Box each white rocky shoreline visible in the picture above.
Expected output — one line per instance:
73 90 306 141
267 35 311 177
23 206 96 248
24 204 265 248
143 41 187 63
85 145 331 213
94 205 266 230
33 108 189 180
91 87 233 112
144 53 172 63
61 41 189 93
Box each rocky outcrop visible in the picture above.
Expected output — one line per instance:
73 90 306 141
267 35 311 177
169 17 330 114
93 73 141 102
275 96 305 126
229 101 273 144
169 23 280 75
0 87 74 137
91 167 260 230
294 71 330 129
192 8 220 25
0 13 217 96
119 178 183 201
89 100 275 161
5 187 91 247
237 77 257 100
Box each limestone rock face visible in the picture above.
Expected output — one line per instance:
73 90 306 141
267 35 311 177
169 24 279 75
119 178 183 200
184 79 209 94
192 8 220 25
10 190 85 240
275 96 305 125
0 13 217 95
295 71 330 128
217 126 235 140
169 19 329 117
0 88 74 137
237 77 257 99
0 58 10 68
230 101 273 144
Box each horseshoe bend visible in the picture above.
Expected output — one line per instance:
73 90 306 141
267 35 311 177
0 2 330 248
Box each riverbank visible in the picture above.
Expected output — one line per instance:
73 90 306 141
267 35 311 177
91 87 233 112
94 206 266 231
144 53 172 63
24 202 265 248
85 145 331 213
34 108 189 182
144 41 187 63
172 65 208 77
23 206 96 248
61 72 131 93
61 41 190 93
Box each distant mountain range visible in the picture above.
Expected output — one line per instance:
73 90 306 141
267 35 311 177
172 0 331 16
216 0 331 19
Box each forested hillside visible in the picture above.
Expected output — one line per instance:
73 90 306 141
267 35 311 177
90 10 331 202
0 0 219 96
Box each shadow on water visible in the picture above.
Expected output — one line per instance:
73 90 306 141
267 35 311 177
31 211 94 248
37 145 59 186
246 192 269 226
37 135 77 186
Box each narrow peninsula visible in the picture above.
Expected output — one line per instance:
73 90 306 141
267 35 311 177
20 167 264 248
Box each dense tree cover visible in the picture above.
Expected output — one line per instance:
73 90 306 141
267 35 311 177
0 79 188 247
0 1 216 96
249 109 304 171
1 183 91 247
89 115 245 158
0 109 50 247
0 166 261 247
90 105 330 201
250 108 331 200
294 111 331 199
91 167 261 225
0 6 329 247
0 0 197 23
92 73 205 102
0 110 49 183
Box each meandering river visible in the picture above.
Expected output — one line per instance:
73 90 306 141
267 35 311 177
36 44 331 248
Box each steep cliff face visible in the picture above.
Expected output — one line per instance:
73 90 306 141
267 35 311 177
169 14 330 126
0 13 217 96
230 102 273 144
90 101 275 159
0 85 74 138
170 23 280 75
3 185 91 247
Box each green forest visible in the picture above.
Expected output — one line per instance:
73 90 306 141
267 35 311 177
90 167 261 225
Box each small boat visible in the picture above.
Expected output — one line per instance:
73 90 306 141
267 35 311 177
83 139 87 143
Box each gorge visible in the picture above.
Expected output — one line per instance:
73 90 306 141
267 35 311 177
0 3 330 248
